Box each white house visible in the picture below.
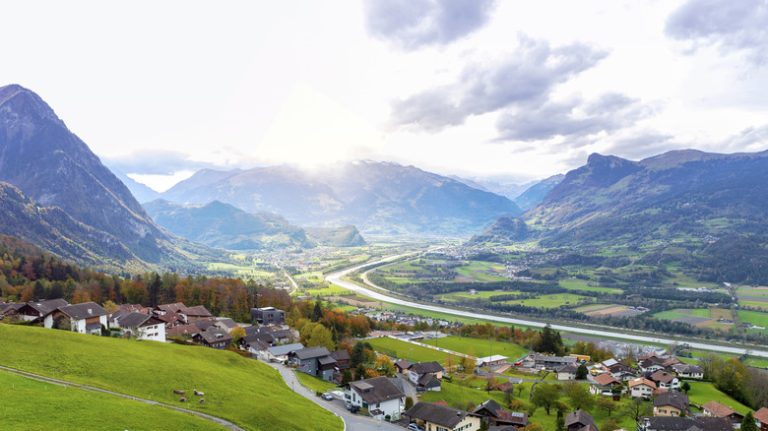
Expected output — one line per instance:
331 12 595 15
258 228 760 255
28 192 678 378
628 377 657 399
117 312 167 342
649 370 680 391
476 355 508 369
346 377 405 421
257 343 304 363
45 302 107 335
408 362 444 385
556 363 579 381
671 364 704 380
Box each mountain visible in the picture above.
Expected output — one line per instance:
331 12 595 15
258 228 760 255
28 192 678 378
0 84 211 269
112 170 161 203
144 199 313 250
527 150 768 246
514 174 564 210
468 216 529 244
304 226 366 247
161 161 521 235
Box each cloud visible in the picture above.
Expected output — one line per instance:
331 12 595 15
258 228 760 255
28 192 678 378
496 93 653 141
391 36 608 130
602 132 679 160
102 149 217 175
364 0 496 49
665 0 768 65
723 124 768 152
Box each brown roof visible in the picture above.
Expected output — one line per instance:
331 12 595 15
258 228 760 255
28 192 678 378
157 303 186 313
406 402 472 428
410 361 444 375
628 378 656 389
702 401 740 418
183 305 213 317
654 392 689 411
565 410 595 428
349 377 404 404
650 370 677 384
593 373 619 386
755 407 768 424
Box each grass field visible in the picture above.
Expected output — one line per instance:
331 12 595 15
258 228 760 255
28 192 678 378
0 325 341 431
503 293 589 309
438 290 523 302
653 308 734 331
454 261 508 282
299 284 353 298
422 336 528 361
0 370 226 431
687 382 751 414
295 371 338 394
558 279 623 294
736 286 768 311
574 303 635 317
366 337 450 364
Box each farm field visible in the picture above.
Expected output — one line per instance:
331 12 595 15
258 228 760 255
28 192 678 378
575 303 644 318
0 325 341 431
0 370 226 431
366 337 450 364
454 261 508 282
737 310 768 335
653 308 734 331
687 382 751 414
299 284 352 298
422 336 528 361
503 293 589 309
437 290 523 303
737 286 768 311
558 279 623 294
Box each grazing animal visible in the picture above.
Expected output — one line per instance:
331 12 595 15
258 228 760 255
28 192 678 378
199 398 206 404
179 397 187 403
194 390 205 397
173 389 186 395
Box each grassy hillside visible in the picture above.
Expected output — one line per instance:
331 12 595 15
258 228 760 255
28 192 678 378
0 325 341 431
422 336 528 361
0 370 226 431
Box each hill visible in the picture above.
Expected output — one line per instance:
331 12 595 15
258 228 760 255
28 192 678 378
305 225 367 247
0 324 341 431
161 161 521 235
0 84 215 270
144 199 313 250
468 216 529 244
514 174 564 210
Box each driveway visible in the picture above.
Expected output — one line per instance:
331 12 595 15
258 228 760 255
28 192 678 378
267 362 404 431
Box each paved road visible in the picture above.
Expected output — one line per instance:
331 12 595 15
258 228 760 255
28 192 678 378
266 362 403 431
0 364 245 431
327 256 768 359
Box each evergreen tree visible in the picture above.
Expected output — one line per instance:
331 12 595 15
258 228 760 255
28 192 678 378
576 363 588 380
312 300 323 322
741 412 758 431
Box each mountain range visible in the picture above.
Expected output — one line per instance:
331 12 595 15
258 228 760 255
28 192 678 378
157 162 522 235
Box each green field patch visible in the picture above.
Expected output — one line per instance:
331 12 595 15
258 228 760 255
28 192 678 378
422 336 528 361
295 371 338 394
503 293 589 309
653 308 734 331
558 279 623 294
0 325 341 431
366 337 450 364
687 382 751 415
737 310 768 333
454 261 508 282
438 290 523 303
299 284 353 298
0 370 226 431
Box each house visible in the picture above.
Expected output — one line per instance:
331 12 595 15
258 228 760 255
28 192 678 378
331 350 351 370
472 400 528 428
639 416 732 431
291 347 337 381
565 410 597 431
154 303 187 327
416 373 442 392
755 407 768 431
408 362 444 385
45 302 107 335
193 327 232 349
116 312 166 342
258 342 304 363
0 302 23 320
16 298 69 321
629 378 657 399
165 324 199 338
556 363 580 381
240 325 293 354
251 307 285 325
477 355 508 369
215 317 239 333
405 402 481 431
653 392 689 417
346 377 405 421
702 401 744 427
395 359 413 374
649 370 680 391
108 304 149 328
589 373 623 396
183 305 213 323
531 354 577 370
670 363 704 380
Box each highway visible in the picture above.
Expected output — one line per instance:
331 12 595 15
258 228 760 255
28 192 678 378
326 255 768 359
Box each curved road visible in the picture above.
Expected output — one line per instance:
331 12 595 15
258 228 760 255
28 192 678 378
326 255 768 359
0 364 245 431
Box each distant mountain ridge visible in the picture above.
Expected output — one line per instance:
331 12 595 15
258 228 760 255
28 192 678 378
513 174 564 210
160 161 521 235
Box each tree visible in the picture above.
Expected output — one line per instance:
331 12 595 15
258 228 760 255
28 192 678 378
681 381 691 393
531 383 561 415
600 418 619 431
504 386 514 406
564 382 594 411
375 355 396 377
405 396 414 410
555 408 565 431
534 325 564 355
460 356 477 373
230 326 246 346
625 398 649 425
311 300 323 322
576 363 588 380
596 396 616 416
741 412 758 431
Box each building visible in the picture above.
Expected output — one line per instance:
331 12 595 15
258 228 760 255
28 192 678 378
291 347 337 381
649 370 680 391
346 377 405 421
754 407 768 431
702 401 744 428
116 312 166 342
565 410 597 431
331 349 351 371
258 342 304 363
628 378 657 399
639 416 732 431
193 327 232 349
653 392 689 417
405 402 481 431
108 304 150 328
214 317 239 333
395 359 413 374
530 354 578 370
589 373 622 396
556 363 580 381
476 355 508 368
45 302 107 335
472 400 528 428
15 298 69 321
670 363 704 380
408 362 444 384
183 305 213 323
251 307 285 325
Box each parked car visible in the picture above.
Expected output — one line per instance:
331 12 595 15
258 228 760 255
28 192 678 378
321 393 334 401
407 423 423 431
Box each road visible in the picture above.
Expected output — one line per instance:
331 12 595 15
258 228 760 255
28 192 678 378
327 256 768 359
267 362 403 431
0 364 245 431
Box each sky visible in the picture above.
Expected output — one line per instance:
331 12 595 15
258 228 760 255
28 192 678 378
2 0 768 191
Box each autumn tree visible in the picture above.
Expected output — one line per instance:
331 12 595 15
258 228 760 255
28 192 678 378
531 383 561 415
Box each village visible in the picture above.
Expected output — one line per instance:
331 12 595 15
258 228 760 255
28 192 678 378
2 296 767 431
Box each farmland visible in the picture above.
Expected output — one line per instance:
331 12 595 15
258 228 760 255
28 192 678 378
366 337 450 364
737 286 768 311
575 303 644 318
0 325 342 431
421 336 528 360
502 293 590 309
653 308 735 331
